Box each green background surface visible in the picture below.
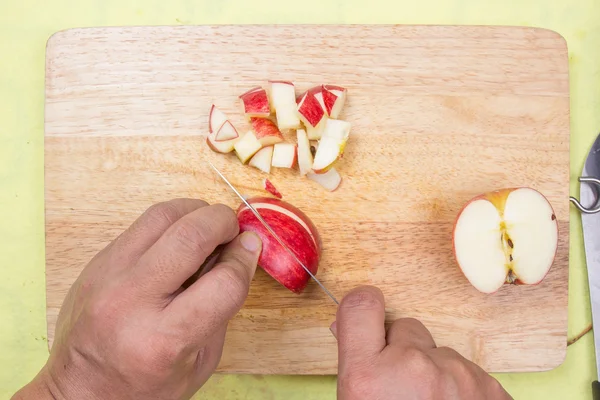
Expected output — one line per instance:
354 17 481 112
0 0 598 398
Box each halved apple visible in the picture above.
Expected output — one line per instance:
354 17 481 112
307 168 342 191
296 129 313 176
249 146 274 174
323 85 347 118
272 143 297 169
214 120 239 141
251 117 284 146
269 81 301 130
234 131 263 163
453 188 558 294
208 105 228 134
239 87 271 118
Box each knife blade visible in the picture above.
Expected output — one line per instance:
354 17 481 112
577 133 600 399
207 161 339 305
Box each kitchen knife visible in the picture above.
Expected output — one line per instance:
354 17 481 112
574 132 600 400
207 161 339 305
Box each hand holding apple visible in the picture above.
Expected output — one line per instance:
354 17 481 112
12 199 262 400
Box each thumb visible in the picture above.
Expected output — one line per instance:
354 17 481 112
166 232 262 341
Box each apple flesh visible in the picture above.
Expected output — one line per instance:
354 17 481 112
248 146 274 174
269 81 301 130
239 87 271 118
453 187 558 294
251 117 284 146
208 105 228 134
296 129 313 176
323 85 347 118
272 143 297 169
234 131 263 163
237 197 321 293
214 120 239 141
311 119 351 173
307 168 342 191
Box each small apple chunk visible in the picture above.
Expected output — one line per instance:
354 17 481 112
453 188 558 294
214 120 239 141
269 81 301 130
297 91 327 140
263 178 282 199
248 146 274 174
308 168 342 191
251 117 284 146
237 197 321 293
296 129 313 176
323 85 347 118
272 143 297 169
234 130 263 164
311 119 351 173
208 105 228 134
239 87 271 118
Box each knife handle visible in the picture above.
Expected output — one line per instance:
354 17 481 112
593 381 600 400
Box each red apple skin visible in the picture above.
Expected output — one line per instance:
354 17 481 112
239 88 270 116
298 92 325 127
321 87 338 116
263 178 283 199
237 198 321 294
451 187 558 292
251 117 284 142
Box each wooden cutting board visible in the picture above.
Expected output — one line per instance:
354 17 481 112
44 25 570 374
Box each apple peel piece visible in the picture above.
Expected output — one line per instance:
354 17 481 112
452 187 558 294
237 197 321 293
263 178 282 199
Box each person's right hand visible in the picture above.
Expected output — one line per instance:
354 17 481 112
333 286 513 400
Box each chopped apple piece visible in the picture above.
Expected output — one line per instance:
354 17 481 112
272 143 297 169
322 118 351 141
308 168 342 191
208 105 228 134
206 135 238 154
234 131 263 164
269 81 301 130
312 136 346 173
323 85 347 118
251 118 284 146
263 178 283 198
214 120 239 141
239 87 270 118
249 146 274 174
296 129 313 176
297 91 327 141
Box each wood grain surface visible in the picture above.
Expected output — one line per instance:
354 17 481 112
44 25 570 374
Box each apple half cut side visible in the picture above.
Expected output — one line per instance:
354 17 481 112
237 197 322 293
239 87 271 118
234 131 263 163
272 143 297 169
208 105 228 134
248 146 274 174
250 117 284 146
269 81 301 130
307 168 342 191
452 187 558 294
296 129 313 176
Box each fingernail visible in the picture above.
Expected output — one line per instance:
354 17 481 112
329 321 338 340
240 232 262 252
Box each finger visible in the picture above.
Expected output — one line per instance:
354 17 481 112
110 199 209 264
165 231 261 341
336 286 387 366
132 203 239 295
386 318 436 351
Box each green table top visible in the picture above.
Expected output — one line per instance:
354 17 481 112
0 0 598 398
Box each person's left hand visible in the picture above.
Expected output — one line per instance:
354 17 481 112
13 198 262 400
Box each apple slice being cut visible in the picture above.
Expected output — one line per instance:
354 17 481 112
453 188 558 294
208 105 228 134
214 120 239 141
251 118 284 146
239 87 270 118
248 146 274 174
296 129 313 176
269 81 301 130
234 131 263 164
272 143 297 169
308 168 342 191
323 85 347 118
